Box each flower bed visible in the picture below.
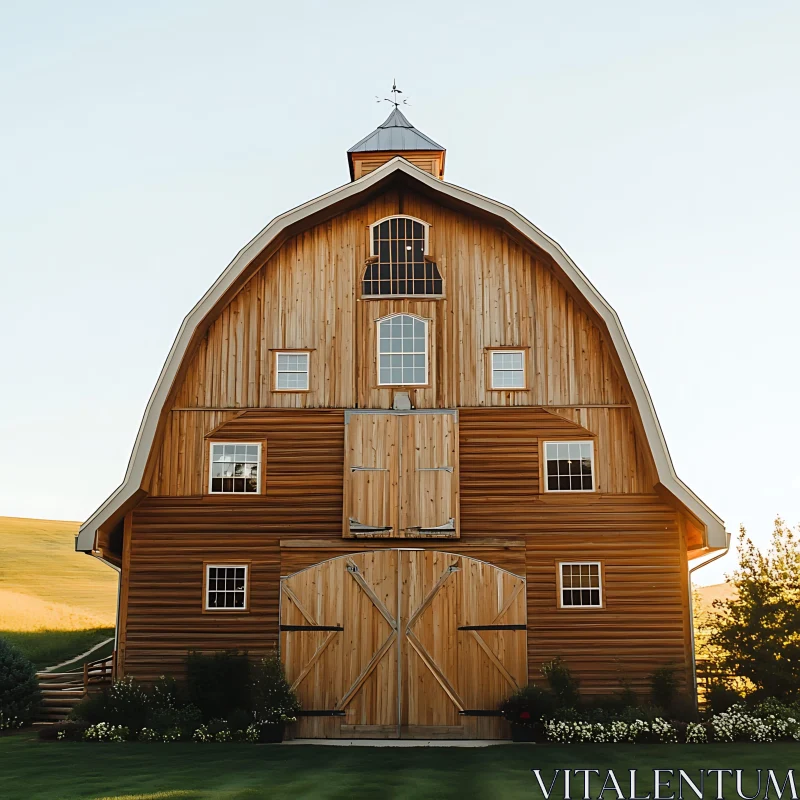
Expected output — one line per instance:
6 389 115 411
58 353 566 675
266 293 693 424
534 706 800 744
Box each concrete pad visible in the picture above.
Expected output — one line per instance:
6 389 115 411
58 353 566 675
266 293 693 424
284 739 516 747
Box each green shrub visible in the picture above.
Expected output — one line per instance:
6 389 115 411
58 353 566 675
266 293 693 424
70 677 149 730
227 707 254 734
541 657 580 709
649 664 678 712
616 704 665 724
251 651 301 724
187 651 252 721
706 683 742 715
38 721 89 741
0 636 41 724
749 696 800 720
499 684 556 726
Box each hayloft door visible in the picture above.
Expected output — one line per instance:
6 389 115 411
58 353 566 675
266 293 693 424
343 410 459 538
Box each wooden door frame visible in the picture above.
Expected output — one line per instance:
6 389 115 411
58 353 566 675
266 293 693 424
279 548 527 739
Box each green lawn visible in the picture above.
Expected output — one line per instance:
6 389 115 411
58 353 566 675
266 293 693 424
0 733 797 800
1 627 115 670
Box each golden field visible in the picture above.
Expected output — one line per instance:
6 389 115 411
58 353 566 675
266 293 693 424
0 516 116 632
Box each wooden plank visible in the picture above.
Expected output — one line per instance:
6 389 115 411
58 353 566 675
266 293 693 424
406 630 465 712
345 558 397 630
288 629 339 692
468 629 520 690
282 584 318 627
335 631 397 711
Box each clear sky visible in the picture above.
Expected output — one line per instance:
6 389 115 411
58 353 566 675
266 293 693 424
1 1 798 584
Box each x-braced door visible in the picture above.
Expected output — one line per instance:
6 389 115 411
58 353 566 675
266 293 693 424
280 549 526 739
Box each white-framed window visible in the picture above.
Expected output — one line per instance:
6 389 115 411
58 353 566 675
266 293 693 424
544 441 595 492
377 314 428 385
363 216 442 297
205 564 249 610
559 562 602 608
208 442 261 494
490 350 525 389
275 351 310 391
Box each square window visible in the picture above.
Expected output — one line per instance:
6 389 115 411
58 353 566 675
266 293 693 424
559 563 602 608
490 350 525 390
205 565 249 611
544 441 594 492
275 351 310 391
209 442 261 494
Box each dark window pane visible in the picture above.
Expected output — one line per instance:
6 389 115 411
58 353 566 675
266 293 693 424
582 475 593 490
547 476 559 491
559 476 571 491
570 475 582 490
211 478 222 492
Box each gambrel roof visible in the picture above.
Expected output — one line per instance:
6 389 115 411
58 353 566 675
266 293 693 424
76 157 728 553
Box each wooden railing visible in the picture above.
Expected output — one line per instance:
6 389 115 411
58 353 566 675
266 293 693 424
696 658 729 709
35 671 85 723
36 655 114 723
84 655 113 688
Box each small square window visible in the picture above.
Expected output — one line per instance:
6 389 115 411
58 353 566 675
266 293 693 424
275 351 310 391
559 562 602 608
544 440 594 492
205 564 248 611
490 350 525 389
209 442 261 494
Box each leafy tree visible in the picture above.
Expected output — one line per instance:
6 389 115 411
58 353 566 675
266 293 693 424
708 519 800 701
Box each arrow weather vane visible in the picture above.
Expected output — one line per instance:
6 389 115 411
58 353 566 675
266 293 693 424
376 79 409 109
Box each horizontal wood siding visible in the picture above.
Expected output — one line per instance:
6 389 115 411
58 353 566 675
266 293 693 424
525 496 691 695
124 408 687 693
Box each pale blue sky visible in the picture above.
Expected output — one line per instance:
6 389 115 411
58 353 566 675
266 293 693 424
1 1 798 583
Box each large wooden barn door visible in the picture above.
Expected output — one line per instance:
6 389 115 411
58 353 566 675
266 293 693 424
280 550 526 739
280 551 399 739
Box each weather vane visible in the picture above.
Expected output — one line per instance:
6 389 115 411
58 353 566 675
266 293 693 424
376 79 409 109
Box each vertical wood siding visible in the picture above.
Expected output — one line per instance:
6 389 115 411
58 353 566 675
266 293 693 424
169 190 630 411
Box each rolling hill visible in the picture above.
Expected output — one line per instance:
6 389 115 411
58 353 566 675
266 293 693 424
0 516 117 667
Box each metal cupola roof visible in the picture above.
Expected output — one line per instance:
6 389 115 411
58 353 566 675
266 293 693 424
347 108 444 153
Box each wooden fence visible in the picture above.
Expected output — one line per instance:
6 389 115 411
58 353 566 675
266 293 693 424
35 656 113 723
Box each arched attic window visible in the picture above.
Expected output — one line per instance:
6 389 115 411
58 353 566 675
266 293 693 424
363 216 443 297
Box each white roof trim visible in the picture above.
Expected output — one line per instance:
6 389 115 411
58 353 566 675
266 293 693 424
77 157 727 552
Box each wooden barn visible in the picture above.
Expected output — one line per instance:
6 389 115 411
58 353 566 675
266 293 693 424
77 107 729 739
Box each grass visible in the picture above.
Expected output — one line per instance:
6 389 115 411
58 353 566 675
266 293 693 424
0 515 117 668
2 627 115 670
0 733 797 800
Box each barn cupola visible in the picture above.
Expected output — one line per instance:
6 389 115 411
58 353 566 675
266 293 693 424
347 107 446 181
